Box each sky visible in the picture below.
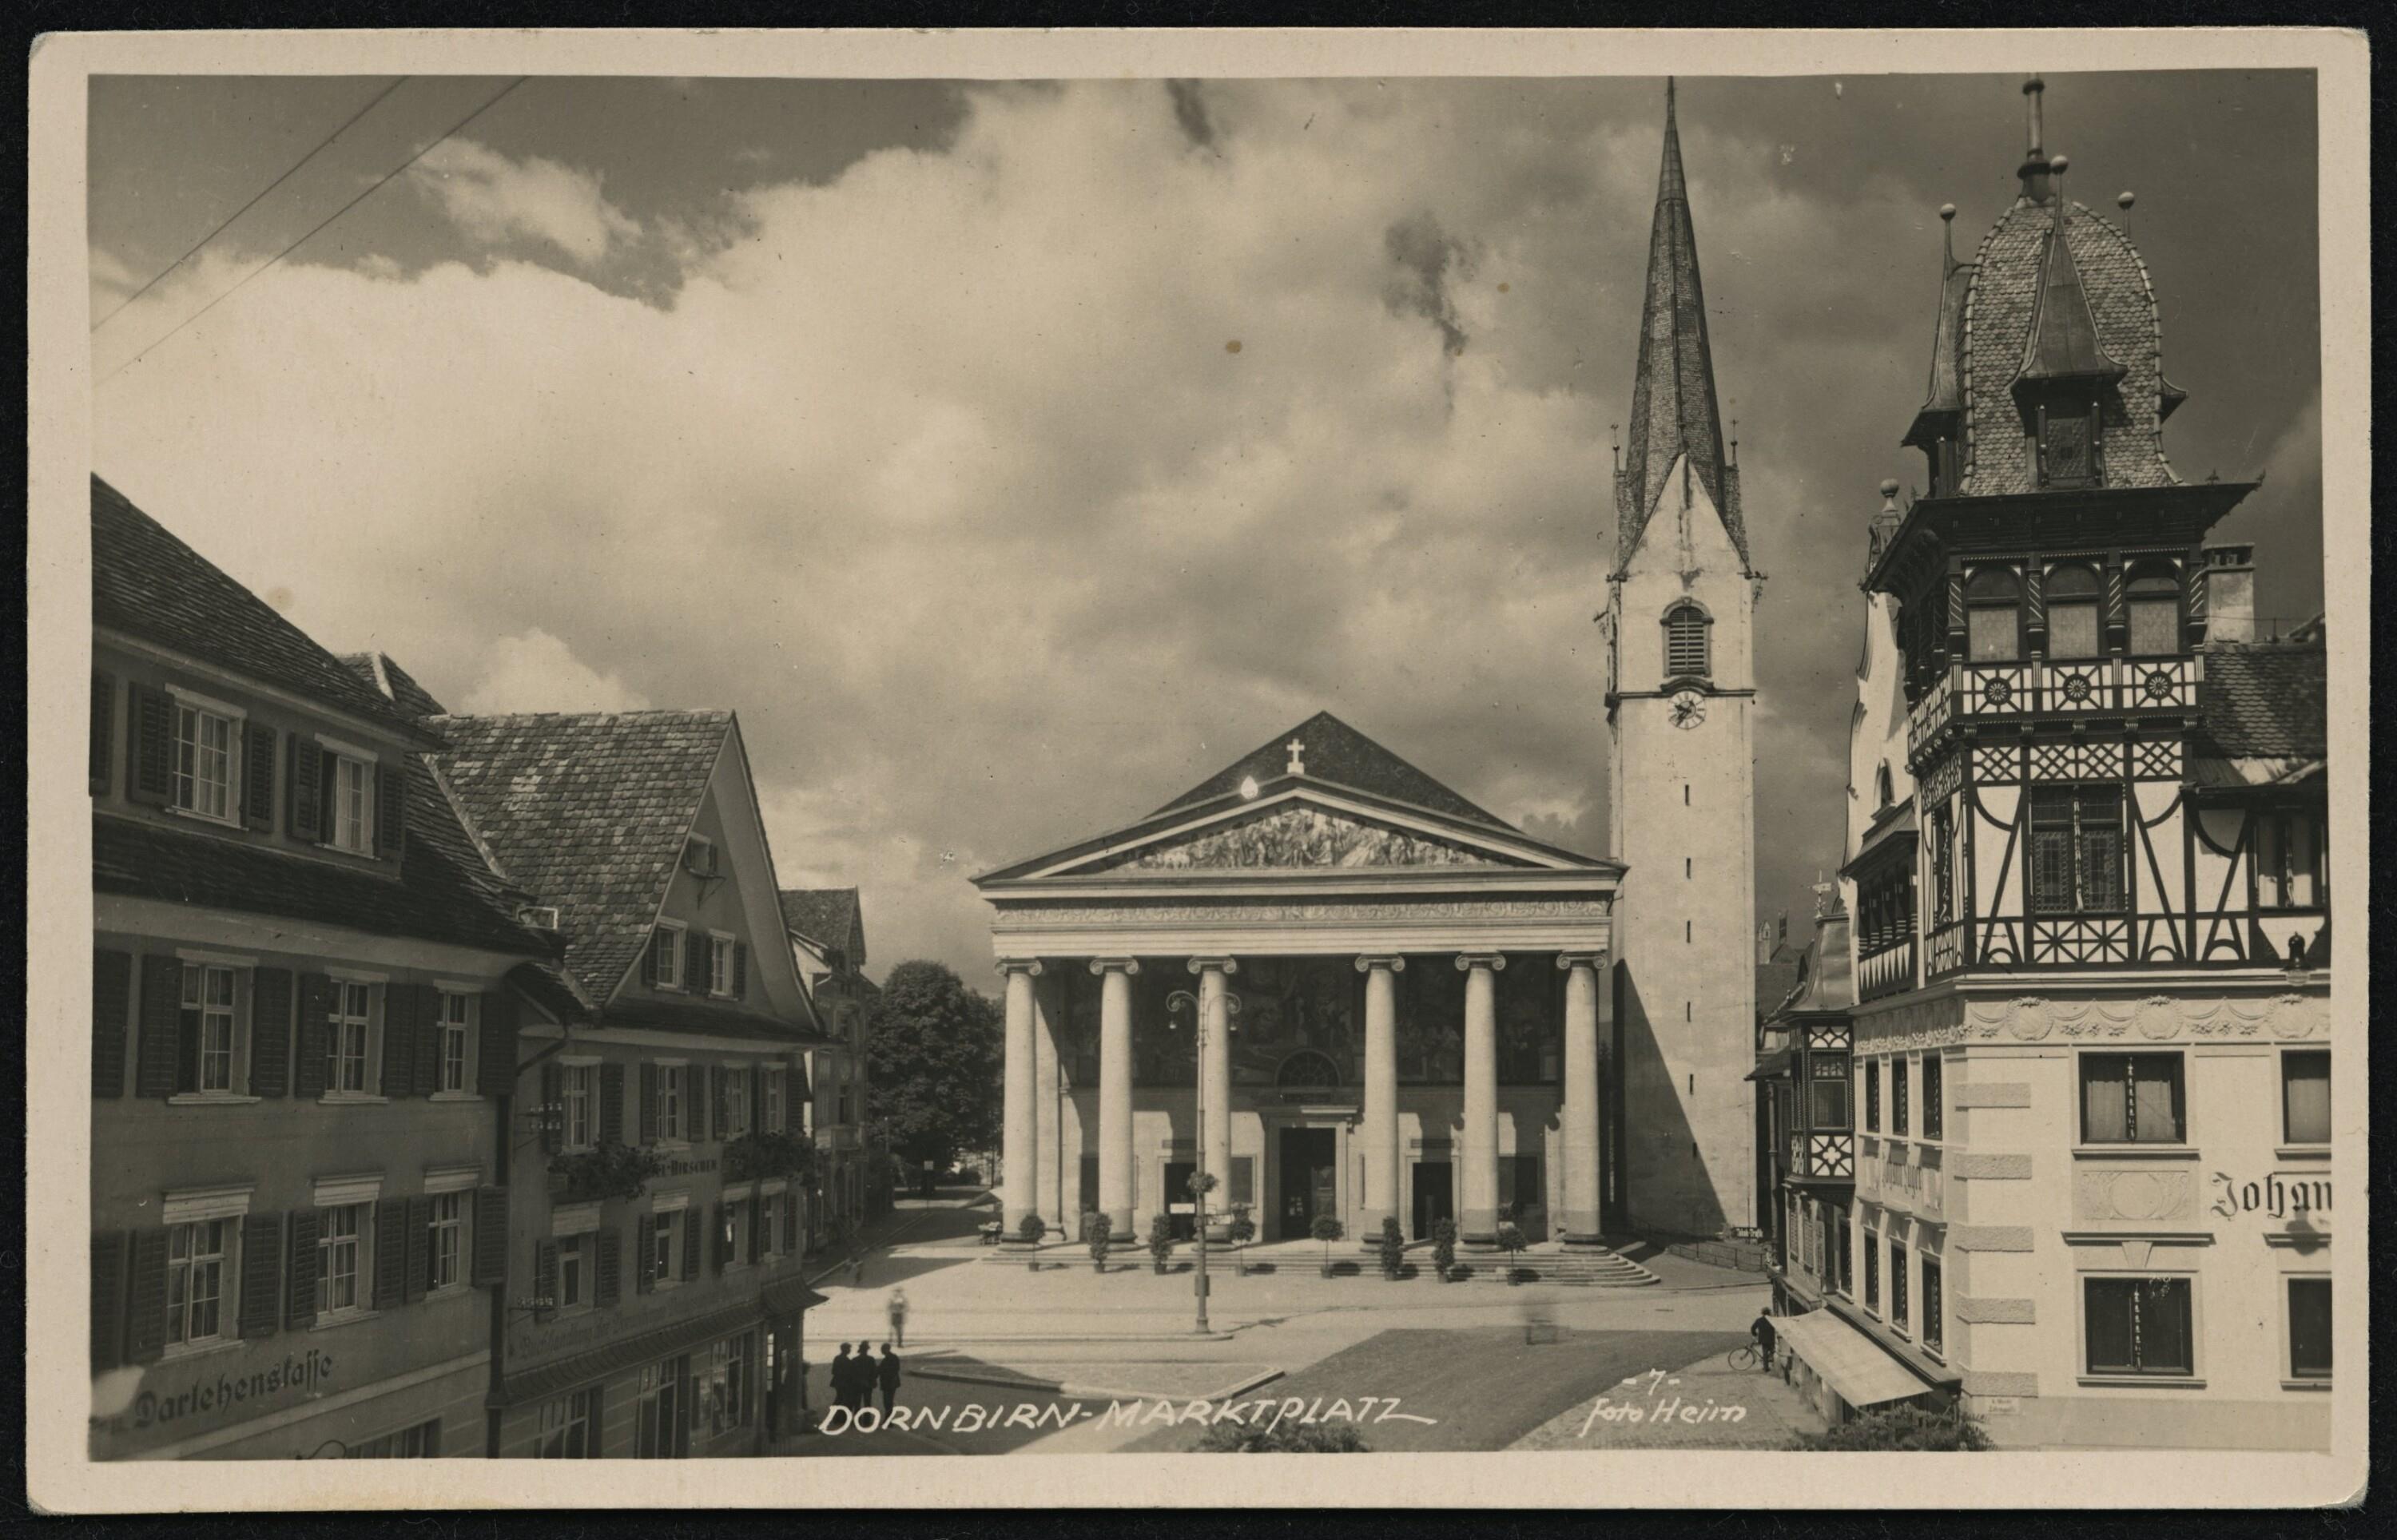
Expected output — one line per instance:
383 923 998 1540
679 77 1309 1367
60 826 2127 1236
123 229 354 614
87 70 2324 980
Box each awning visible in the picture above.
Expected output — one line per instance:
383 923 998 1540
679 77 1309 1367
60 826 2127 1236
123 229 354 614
1773 1310 1935 1410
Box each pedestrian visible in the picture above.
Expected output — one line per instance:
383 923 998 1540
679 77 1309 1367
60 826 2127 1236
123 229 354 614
877 1342 902 1416
1750 1308 1778 1371
886 1287 909 1349
848 1248 864 1288
827 1343 853 1415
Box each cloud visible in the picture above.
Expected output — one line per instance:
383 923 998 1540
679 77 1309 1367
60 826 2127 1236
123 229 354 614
1166 80 1215 149
457 629 654 715
410 139 642 268
1382 209 1473 359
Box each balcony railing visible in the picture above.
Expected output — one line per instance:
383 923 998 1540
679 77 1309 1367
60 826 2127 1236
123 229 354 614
1857 937 1918 1002
1908 655 2204 760
1787 1130 1856 1182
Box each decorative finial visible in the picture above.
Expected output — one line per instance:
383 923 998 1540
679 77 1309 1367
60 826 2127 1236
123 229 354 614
2117 190 2135 211
2024 74 2046 157
1939 202 1957 222
1238 775 1260 800
1878 478 1901 515
2049 153 2069 173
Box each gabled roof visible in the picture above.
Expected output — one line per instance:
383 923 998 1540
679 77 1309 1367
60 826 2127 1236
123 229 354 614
779 887 863 963
428 710 732 1002
92 477 430 741
1155 710 1510 831
340 651 448 720
2196 641 2328 763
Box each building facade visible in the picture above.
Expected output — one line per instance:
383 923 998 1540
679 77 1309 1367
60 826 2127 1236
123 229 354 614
781 888 877 1241
87 478 560 1460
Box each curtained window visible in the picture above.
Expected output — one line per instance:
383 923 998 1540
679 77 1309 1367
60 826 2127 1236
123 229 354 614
2085 1277 2193 1376
1966 568 2022 662
2030 786 2125 914
1808 1052 1851 1130
2081 1053 2184 1145
2281 1052 2331 1145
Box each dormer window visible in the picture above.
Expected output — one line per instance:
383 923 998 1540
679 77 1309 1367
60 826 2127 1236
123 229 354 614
1965 567 2022 662
2033 400 2101 488
328 752 375 854
1663 604 1710 681
2044 563 2103 659
2125 563 2182 657
173 700 239 823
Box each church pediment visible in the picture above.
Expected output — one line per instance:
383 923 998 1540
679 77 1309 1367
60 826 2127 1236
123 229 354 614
1085 800 1524 873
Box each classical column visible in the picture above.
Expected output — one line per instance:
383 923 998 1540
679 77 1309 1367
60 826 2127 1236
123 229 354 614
1355 956 1406 1243
999 960 1043 1236
1557 951 1605 1244
1032 969 1063 1233
1187 958 1238 1237
1457 953 1506 1246
1091 959 1140 1236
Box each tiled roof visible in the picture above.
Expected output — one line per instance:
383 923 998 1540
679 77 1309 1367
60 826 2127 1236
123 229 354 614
91 477 427 739
1755 959 1805 1026
601 995 825 1045
92 758 555 957
1155 710 1513 831
2196 641 2328 761
780 888 861 954
339 651 448 720
428 711 731 1002
1904 232 1974 447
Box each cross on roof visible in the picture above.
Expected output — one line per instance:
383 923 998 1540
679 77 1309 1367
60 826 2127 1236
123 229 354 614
1286 738 1306 776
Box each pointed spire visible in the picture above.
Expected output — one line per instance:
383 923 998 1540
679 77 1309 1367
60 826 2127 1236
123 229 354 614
2017 188 2127 385
1903 203 1974 450
1617 78 1745 567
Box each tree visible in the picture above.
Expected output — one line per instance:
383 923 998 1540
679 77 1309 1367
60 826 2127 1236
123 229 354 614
1431 1217 1457 1282
1086 1212 1113 1273
1497 1220 1528 1284
1149 1212 1177 1274
1378 1216 1405 1280
864 960 1004 1173
1311 1213 1344 1275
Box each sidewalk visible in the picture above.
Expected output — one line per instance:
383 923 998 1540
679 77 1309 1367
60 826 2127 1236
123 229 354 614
1511 1345 1827 1451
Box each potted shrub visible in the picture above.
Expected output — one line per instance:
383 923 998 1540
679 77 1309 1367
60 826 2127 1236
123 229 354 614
1431 1217 1457 1283
1198 1418 1369 1453
1085 1212 1112 1274
1497 1220 1528 1284
1226 1205 1256 1275
1148 1212 1177 1275
548 1141 668 1205
1378 1217 1405 1280
1311 1213 1344 1276
1016 1213 1047 1268
725 1129 817 1185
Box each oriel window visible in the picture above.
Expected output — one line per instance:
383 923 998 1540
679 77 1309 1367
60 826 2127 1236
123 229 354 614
2044 563 2103 660
1966 568 2022 662
2125 564 2182 657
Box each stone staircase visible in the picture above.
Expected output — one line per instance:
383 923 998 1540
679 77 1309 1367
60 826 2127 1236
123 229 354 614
976 1240 1660 1288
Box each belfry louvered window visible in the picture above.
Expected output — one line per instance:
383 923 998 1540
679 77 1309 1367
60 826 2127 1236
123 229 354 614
1664 605 1709 681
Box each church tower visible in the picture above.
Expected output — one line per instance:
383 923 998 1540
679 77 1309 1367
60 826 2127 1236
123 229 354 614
1603 80 1759 1236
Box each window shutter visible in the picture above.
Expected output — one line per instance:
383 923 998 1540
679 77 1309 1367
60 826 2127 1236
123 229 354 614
595 1228 622 1308
250 966 293 1098
635 1217 656 1294
126 683 173 806
125 1228 169 1364
373 1196 408 1309
539 1062 565 1154
749 1066 764 1135
747 1194 763 1264
599 1062 625 1145
411 986 443 1097
639 1062 658 1144
733 941 749 998
135 955 181 1099
380 983 415 1097
92 949 132 1098
292 974 332 1099
375 760 407 859
712 1067 727 1145
478 989 519 1097
682 1206 702 1280
243 722 277 830
237 1213 282 1338
472 1187 508 1287
286 735 324 841
640 931 659 989
686 930 709 992
90 1232 126 1371
287 1210 320 1328
403 1196 431 1304
783 1192 799 1253
710 1201 728 1274
90 673 114 796
533 1240 559 1322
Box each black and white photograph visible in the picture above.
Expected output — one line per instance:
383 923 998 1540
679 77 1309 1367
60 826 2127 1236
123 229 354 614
26 26 2367 1510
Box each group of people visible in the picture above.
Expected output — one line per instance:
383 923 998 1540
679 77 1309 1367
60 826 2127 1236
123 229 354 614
829 1341 902 1415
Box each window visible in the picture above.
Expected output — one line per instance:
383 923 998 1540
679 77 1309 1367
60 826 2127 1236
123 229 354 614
2125 565 2181 657
1862 1058 1881 1133
562 1064 597 1151
165 1219 231 1348
557 1233 587 1312
721 1198 748 1266
1922 1054 1944 1141
763 1068 785 1134
538 1389 598 1459
654 924 685 990
2282 1051 2330 1145
1835 1209 1852 1297
2287 1277 2331 1382
427 1193 466 1292
724 1070 751 1141
327 982 373 1094
699 1335 752 1436
1808 1052 1851 1130
319 1203 368 1315
352 1419 441 1458
658 1066 686 1142
761 1191 783 1258
1664 605 1709 680
1966 568 2021 662
2085 1277 2194 1377
2030 785 2125 914
1889 1236 1910 1333
1929 805 1956 924
2044 563 2102 659
634 1358 684 1459
2081 1053 2185 1145
436 992 474 1093
1862 1228 1881 1312
2256 811 2323 910
1922 1254 1945 1353
181 963 239 1094
328 752 375 854
650 1211 682 1287
2038 402 2097 486
1892 1058 1910 1137
173 703 237 821
710 935 736 997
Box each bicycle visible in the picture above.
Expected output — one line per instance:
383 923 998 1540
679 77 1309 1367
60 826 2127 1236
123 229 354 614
1727 1342 1768 1372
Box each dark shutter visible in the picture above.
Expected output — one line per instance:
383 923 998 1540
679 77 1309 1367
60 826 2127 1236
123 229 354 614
125 1228 169 1364
92 949 132 1098
686 930 708 993
733 941 749 998
710 1066 726 1145
286 1210 320 1328
374 760 406 859
411 986 443 1097
472 1187 508 1287
539 1062 565 1154
380 984 415 1097
533 1241 559 1322
237 1213 282 1339
712 1201 729 1274
292 974 332 1099
682 1206 702 1280
373 1197 408 1309
90 1232 126 1371
640 931 658 989
636 1217 656 1294
639 1062 658 1144
243 723 276 830
599 1062 625 1145
90 673 114 796
596 1228 622 1308
127 683 173 806
403 1196 431 1304
287 735 324 841
478 989 519 1097
747 1193 763 1264
134 955 181 1099
749 1066 764 1135
251 967 293 1098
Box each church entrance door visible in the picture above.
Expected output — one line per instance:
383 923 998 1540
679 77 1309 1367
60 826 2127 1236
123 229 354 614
1278 1127 1337 1240
1412 1161 1454 1240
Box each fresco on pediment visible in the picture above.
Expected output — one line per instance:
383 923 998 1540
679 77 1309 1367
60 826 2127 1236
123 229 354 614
1094 805 1501 871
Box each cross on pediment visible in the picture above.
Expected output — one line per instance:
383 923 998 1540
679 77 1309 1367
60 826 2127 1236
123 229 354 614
1286 738 1306 776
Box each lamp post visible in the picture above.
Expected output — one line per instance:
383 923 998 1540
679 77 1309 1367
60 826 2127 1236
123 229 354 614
1167 982 1239 1334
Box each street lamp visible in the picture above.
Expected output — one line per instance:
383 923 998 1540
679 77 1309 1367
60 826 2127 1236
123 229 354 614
1167 982 1239 1334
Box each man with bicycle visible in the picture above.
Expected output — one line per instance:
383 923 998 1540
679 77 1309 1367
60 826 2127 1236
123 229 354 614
1748 1308 1778 1371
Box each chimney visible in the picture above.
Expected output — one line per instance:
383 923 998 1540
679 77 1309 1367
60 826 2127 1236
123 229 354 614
2204 544 2256 645
2017 76 2055 202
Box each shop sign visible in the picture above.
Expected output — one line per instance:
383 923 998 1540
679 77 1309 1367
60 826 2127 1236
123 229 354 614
92 1347 336 1439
